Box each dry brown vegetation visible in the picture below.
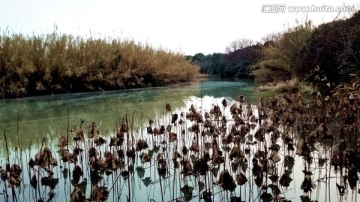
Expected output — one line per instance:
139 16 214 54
0 32 199 98
252 21 314 83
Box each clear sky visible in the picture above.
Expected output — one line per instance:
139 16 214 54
0 0 358 55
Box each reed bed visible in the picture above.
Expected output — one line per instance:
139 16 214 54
0 31 199 98
0 76 359 202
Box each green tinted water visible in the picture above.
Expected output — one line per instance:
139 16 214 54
0 79 262 149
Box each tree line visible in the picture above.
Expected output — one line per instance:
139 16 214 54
187 11 360 87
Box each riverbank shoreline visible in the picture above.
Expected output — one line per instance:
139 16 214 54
1 76 209 101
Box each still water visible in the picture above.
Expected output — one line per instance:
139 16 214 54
0 79 260 148
0 79 354 202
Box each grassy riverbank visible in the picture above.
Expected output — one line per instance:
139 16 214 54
0 32 199 98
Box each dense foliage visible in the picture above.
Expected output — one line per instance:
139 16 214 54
295 11 360 85
253 11 359 87
252 22 313 82
188 44 263 78
0 33 199 98
189 11 359 88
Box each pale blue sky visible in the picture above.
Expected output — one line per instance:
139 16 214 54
0 0 358 55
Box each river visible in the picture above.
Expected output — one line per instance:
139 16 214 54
0 79 261 148
0 79 353 202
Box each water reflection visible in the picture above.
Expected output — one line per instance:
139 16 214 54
0 79 260 148
0 91 355 202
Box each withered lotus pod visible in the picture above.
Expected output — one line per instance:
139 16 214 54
117 149 124 159
240 123 250 136
136 139 149 151
287 143 295 151
222 133 234 145
204 112 210 119
193 158 208 175
30 174 37 189
204 119 211 128
157 159 167 178
218 169 236 192
94 137 106 146
126 149 135 159
182 146 188 155
254 173 263 187
230 104 239 115
72 165 83 185
268 184 280 196
91 186 109 201
109 137 118 146
202 191 212 202
189 104 196 113
347 165 358 190
237 95 245 103
9 172 21 187
230 196 242 202
189 140 199 152
222 98 227 108
166 124 172 132
168 132 177 143
147 126 153 134
279 171 292 187
203 151 210 161
73 147 83 156
171 113 178 124
254 128 265 142
28 158 35 168
0 169 7 181
116 128 124 139
89 157 103 171
236 172 247 185
269 175 279 183
244 148 250 155
140 152 152 164
234 116 244 126
60 149 77 164
190 123 199 133
172 151 181 160
41 176 59 189
57 136 67 148
149 119 154 125
181 159 193 176
252 162 262 175
160 125 165 134
70 187 86 202
35 147 57 167
229 146 240 161
88 147 97 158
186 111 195 121
268 144 280 152
173 159 179 169
269 152 281 164
301 175 312 193
88 122 97 138
153 128 160 135
254 150 266 159
121 170 129 179
120 123 128 133
105 151 120 170
212 147 224 165
74 129 84 141
10 164 21 177
166 103 171 112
